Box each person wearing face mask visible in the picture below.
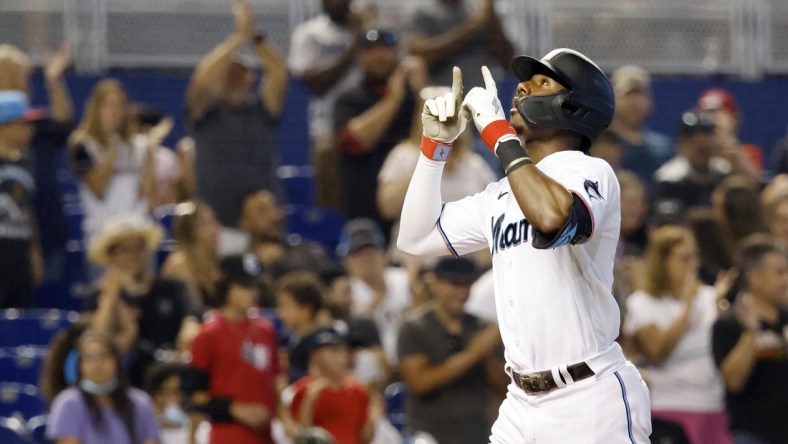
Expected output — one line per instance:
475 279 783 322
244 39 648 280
144 363 195 444
46 330 160 444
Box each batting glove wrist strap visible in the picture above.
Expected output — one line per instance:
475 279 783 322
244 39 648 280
420 135 453 162
481 120 518 153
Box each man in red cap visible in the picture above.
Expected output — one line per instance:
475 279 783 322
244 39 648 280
696 88 762 182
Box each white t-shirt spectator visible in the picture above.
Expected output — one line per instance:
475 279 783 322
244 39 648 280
624 286 725 412
72 135 149 241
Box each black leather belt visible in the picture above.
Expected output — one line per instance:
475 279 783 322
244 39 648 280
511 362 595 394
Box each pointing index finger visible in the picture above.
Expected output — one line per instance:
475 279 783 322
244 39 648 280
451 66 463 103
481 66 496 94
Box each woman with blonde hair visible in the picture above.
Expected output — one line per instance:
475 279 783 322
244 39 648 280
624 225 733 444
68 79 161 242
161 200 221 309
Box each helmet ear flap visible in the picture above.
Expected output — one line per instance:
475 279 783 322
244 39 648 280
516 91 572 128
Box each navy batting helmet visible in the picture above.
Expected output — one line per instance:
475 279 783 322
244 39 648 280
512 48 614 152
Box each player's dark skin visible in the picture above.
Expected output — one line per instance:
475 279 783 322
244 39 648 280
503 73 578 236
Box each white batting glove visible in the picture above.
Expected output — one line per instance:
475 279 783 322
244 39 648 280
420 67 467 161
462 66 518 153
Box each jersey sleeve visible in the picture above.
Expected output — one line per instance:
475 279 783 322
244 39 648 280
539 158 619 247
435 183 495 257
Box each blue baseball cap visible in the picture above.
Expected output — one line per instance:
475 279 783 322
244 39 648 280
0 90 45 125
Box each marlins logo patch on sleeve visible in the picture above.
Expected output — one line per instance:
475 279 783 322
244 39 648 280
583 180 604 201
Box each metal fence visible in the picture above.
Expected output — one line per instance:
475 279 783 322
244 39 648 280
0 0 782 78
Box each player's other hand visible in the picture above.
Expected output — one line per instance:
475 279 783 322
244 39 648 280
462 66 517 153
230 402 270 429
420 67 467 161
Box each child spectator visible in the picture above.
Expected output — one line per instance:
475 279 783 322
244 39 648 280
68 79 156 242
0 90 43 308
186 253 296 444
144 363 195 444
276 271 331 382
289 329 381 444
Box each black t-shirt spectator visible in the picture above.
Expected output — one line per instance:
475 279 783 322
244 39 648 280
87 277 197 385
712 308 788 443
334 80 414 237
0 156 35 308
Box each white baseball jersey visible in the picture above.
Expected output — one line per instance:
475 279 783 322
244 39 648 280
436 150 621 372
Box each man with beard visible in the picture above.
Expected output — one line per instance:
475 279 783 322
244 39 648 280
238 189 330 286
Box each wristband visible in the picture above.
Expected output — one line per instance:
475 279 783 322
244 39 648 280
480 120 517 152
420 135 453 161
496 139 532 175
193 397 233 423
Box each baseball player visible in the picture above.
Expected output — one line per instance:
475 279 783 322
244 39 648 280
397 49 652 443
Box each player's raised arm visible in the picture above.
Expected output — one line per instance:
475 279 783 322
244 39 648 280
397 67 467 256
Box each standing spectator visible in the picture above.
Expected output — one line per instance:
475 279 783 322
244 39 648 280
186 253 295 444
654 110 728 209
334 29 426 235
289 329 381 444
0 90 43 308
609 65 673 186
339 218 411 365
162 200 222 309
696 88 761 182
712 235 788 444
68 79 156 242
397 257 505 444
187 0 288 228
46 330 160 444
624 226 732 444
288 0 361 210
405 0 514 90
0 43 74 281
86 213 199 385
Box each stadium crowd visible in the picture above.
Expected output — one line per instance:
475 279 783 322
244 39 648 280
0 0 786 443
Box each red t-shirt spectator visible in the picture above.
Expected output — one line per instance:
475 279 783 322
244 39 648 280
290 376 369 444
190 312 281 444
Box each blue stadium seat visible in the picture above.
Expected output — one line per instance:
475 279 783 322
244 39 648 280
0 384 47 421
0 416 29 444
27 415 47 444
0 347 47 386
283 204 344 257
384 381 407 435
277 165 315 206
0 309 79 348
